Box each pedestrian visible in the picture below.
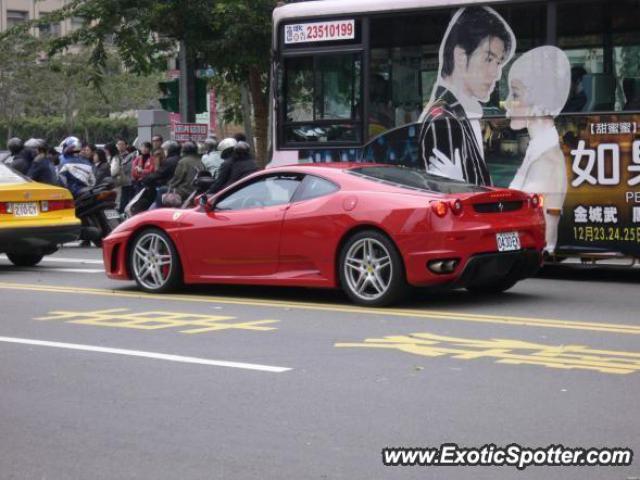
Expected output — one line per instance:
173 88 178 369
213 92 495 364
104 142 118 162
207 139 258 194
164 141 204 206
131 141 155 188
93 148 112 185
151 134 164 153
27 141 57 186
80 142 97 163
111 138 135 212
147 142 182 208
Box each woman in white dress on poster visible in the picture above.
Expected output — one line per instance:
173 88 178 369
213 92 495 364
505 46 571 254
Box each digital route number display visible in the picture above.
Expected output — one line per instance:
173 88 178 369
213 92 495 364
284 20 355 45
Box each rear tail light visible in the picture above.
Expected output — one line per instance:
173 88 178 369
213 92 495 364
431 200 449 218
450 199 463 215
41 199 75 212
530 194 543 209
0 202 8 214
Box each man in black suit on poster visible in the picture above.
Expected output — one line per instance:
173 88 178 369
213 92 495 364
420 6 515 186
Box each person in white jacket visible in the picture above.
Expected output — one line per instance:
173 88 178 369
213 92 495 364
505 46 571 254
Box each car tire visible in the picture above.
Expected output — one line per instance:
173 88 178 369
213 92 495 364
339 230 407 307
466 276 520 294
129 228 183 293
7 253 44 267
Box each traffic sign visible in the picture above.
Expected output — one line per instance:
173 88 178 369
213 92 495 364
174 123 209 142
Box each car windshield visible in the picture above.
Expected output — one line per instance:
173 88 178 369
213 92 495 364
0 164 26 184
348 166 489 194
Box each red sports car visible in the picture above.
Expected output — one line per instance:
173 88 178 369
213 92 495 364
103 163 545 306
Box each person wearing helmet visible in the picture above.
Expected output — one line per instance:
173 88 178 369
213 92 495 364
161 140 178 157
27 142 57 185
165 141 205 205
4 137 35 175
207 138 258 194
201 137 222 177
57 137 95 196
58 137 82 167
24 138 45 152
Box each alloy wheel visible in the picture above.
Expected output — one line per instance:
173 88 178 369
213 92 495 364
343 238 393 301
132 232 174 290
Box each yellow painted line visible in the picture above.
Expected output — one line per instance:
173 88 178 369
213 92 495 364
336 332 640 375
0 281 639 335
35 308 279 334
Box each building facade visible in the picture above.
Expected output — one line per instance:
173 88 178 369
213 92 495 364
0 0 81 37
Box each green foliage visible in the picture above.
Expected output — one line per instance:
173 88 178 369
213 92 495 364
0 37 160 138
0 0 278 163
210 73 244 125
0 117 137 149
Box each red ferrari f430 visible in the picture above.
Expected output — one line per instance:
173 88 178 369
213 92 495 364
103 164 545 306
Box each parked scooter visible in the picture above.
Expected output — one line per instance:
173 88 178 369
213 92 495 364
75 179 121 246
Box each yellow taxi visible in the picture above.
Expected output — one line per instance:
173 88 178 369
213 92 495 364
0 163 81 266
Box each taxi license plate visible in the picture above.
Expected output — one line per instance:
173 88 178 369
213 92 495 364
105 209 120 220
496 232 521 252
12 202 39 217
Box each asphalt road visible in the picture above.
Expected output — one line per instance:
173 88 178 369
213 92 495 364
1 246 639 480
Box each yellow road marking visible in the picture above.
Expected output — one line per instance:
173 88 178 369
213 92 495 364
1 281 639 335
36 308 279 334
336 332 640 375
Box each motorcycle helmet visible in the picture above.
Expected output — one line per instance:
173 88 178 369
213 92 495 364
203 137 218 153
217 137 237 160
234 141 251 156
62 136 81 155
25 138 45 150
7 137 23 154
181 141 198 156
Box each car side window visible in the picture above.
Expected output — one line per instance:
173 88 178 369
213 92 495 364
216 175 303 211
295 175 339 202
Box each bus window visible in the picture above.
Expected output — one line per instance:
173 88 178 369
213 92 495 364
369 11 450 138
557 0 640 113
282 53 362 145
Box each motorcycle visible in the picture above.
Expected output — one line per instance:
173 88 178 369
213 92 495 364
181 170 216 208
75 179 121 246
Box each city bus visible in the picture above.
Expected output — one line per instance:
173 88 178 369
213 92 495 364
270 0 640 264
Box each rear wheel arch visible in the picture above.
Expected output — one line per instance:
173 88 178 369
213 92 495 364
334 224 407 286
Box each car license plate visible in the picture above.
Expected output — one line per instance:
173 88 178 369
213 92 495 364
105 209 121 220
496 232 521 252
12 202 39 217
